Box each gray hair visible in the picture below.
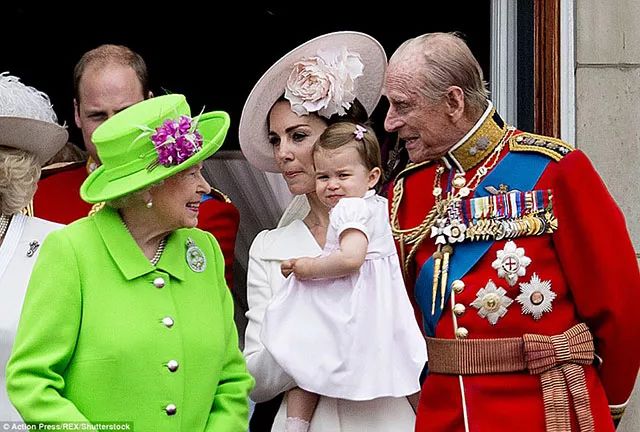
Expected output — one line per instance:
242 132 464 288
389 32 490 117
0 147 40 214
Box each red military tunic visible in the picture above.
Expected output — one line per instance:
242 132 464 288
33 162 239 288
389 107 640 431
35 164 93 225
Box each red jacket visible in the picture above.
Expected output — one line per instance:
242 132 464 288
389 112 640 431
34 164 239 288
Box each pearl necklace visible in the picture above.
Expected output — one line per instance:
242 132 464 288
0 213 11 239
150 237 167 266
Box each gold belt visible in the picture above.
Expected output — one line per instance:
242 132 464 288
426 323 595 432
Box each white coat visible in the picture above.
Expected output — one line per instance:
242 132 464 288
0 214 62 420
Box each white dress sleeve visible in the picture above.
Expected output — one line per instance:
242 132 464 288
243 230 296 402
330 197 371 241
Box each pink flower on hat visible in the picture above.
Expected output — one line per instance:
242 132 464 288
150 115 203 167
284 47 364 118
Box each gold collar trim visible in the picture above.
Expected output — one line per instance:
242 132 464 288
443 101 508 173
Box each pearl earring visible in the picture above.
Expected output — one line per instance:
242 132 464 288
146 200 153 209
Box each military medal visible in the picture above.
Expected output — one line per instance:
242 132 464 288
516 273 556 319
185 237 206 272
491 240 531 286
470 279 513 325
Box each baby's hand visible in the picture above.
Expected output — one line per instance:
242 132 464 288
280 259 295 278
291 257 314 280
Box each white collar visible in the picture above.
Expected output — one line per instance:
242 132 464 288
0 213 27 279
259 219 323 260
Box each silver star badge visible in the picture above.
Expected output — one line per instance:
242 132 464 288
470 280 513 325
443 220 467 243
516 273 556 320
430 218 448 245
491 240 531 286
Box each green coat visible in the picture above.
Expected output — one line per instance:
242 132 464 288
7 206 254 431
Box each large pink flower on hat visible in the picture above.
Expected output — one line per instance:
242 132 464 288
284 47 364 118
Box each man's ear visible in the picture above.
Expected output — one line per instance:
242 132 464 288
445 86 465 122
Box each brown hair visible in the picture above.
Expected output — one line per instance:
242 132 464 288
313 122 381 172
390 32 489 118
268 96 370 131
73 44 150 102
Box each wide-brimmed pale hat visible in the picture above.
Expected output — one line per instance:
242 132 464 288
0 72 68 165
239 31 387 173
80 94 229 203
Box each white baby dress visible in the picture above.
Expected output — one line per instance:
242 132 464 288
261 190 427 400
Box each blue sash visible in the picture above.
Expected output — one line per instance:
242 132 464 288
416 152 551 336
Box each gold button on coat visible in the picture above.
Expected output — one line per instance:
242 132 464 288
451 280 465 294
453 303 466 316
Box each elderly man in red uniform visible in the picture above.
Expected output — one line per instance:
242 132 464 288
384 32 640 432
33 44 239 287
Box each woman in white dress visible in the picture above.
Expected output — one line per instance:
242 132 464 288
0 72 68 420
239 32 423 432
261 122 426 432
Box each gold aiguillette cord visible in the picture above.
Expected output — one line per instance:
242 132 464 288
431 246 443 315
440 245 453 310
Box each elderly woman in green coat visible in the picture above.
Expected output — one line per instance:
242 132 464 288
6 94 254 431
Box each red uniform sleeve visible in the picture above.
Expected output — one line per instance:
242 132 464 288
551 149 640 405
33 166 93 224
197 197 240 289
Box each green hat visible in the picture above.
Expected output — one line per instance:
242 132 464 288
80 94 229 203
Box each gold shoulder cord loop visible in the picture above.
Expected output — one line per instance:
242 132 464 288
390 176 440 278
88 202 106 216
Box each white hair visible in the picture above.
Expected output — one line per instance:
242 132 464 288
0 72 59 123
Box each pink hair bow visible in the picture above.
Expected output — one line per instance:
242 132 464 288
354 124 367 140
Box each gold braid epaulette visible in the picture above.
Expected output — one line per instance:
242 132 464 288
209 186 232 204
509 132 573 162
